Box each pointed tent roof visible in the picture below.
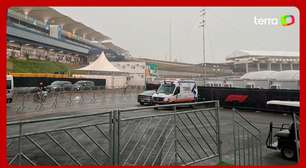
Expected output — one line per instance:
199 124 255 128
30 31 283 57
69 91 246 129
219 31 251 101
77 52 120 72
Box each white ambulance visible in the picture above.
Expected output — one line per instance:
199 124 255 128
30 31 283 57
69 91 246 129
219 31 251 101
152 79 198 104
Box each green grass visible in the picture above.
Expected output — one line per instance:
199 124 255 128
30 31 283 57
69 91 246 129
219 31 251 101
7 58 74 73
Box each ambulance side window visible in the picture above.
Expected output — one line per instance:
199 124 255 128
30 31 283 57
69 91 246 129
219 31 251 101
174 87 180 95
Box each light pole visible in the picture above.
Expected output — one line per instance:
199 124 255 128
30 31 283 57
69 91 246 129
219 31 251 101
200 9 206 86
169 18 172 62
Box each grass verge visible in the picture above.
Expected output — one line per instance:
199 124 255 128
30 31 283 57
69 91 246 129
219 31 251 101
7 58 74 73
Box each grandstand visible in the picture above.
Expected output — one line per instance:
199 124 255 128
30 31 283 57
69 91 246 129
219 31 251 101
9 7 300 84
6 7 130 69
226 50 299 74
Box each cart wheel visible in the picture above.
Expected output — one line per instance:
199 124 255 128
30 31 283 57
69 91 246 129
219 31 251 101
281 146 297 160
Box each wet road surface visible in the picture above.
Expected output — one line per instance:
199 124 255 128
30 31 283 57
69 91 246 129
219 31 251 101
7 90 296 166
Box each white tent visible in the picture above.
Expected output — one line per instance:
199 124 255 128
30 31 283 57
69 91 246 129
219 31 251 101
240 70 299 81
77 52 120 72
240 71 278 80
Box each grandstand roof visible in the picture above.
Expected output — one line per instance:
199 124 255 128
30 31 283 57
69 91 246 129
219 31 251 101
102 42 128 54
240 70 299 81
10 7 110 41
227 50 299 60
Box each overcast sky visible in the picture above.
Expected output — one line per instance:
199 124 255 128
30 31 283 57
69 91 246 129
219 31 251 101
54 7 299 64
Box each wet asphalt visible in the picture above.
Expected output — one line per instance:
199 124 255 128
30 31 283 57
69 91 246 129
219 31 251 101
6 89 296 166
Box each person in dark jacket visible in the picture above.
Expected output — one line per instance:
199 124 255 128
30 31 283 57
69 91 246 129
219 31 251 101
38 82 47 91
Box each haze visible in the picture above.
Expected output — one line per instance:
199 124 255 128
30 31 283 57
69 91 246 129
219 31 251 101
54 7 299 64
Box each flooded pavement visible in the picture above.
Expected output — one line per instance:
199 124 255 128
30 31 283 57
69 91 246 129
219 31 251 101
7 90 296 166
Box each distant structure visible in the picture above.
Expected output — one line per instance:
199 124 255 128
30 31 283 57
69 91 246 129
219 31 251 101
102 42 131 61
226 50 299 74
203 70 299 90
240 70 299 81
73 52 128 89
112 62 146 87
6 7 130 66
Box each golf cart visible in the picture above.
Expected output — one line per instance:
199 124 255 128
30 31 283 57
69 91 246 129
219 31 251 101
266 100 300 161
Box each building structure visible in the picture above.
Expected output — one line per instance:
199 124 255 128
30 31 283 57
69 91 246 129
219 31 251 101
7 7 130 67
226 50 299 74
112 61 146 87
203 70 299 90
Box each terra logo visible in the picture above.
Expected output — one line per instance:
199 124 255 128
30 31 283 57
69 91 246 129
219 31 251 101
254 15 295 27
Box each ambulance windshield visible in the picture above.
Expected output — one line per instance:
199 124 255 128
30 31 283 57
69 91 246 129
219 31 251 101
157 83 176 95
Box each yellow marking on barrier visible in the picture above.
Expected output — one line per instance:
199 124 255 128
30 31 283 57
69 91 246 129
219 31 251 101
10 73 70 78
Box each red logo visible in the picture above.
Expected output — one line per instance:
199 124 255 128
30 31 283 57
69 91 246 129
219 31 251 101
225 95 248 103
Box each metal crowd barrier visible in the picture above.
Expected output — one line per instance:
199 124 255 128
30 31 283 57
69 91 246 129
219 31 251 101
9 87 144 114
232 108 263 166
7 101 222 166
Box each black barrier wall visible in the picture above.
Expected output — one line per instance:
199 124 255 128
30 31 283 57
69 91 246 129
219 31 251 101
198 87 299 113
14 77 106 87
145 83 299 113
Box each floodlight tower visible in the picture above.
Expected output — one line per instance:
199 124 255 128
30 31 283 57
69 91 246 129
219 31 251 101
169 18 172 62
200 9 206 85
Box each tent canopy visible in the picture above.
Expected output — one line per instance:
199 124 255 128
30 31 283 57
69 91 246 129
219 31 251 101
77 52 120 72
240 70 299 81
267 100 299 107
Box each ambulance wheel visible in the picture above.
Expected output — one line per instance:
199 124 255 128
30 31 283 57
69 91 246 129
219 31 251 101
281 146 297 161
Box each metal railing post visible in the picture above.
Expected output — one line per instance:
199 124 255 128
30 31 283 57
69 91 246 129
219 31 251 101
112 108 120 165
215 100 222 163
259 134 263 165
17 122 23 165
117 108 121 165
17 94 26 113
80 92 84 104
22 94 26 112
109 111 113 165
233 107 236 165
174 105 178 165
53 93 58 109
293 111 299 162
92 89 96 103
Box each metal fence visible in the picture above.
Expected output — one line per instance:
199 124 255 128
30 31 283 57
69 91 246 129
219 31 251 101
7 111 113 166
9 88 144 114
232 108 263 166
7 101 221 166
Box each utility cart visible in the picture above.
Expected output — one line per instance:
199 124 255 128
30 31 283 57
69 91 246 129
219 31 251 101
266 100 300 161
